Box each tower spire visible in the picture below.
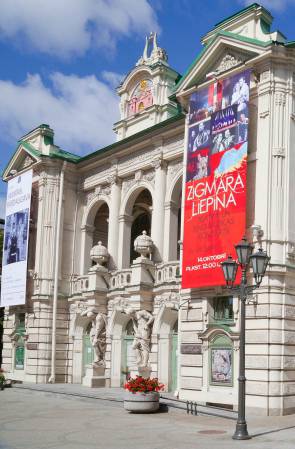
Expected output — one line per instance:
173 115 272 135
136 32 168 66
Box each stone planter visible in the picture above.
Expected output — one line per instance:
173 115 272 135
123 391 160 413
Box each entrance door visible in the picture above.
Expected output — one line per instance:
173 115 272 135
83 323 94 373
170 321 178 392
121 320 135 385
15 314 25 370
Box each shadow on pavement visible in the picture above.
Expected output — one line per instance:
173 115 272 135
251 425 295 438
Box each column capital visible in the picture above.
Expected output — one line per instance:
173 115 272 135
107 173 122 186
164 200 179 212
81 224 95 233
118 213 133 224
151 157 167 171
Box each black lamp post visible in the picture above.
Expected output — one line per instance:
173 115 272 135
221 236 270 440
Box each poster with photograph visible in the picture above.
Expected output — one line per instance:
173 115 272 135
182 70 250 288
211 348 232 385
1 170 32 307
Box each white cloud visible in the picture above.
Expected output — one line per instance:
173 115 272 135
102 71 125 89
0 0 159 58
242 0 293 11
0 72 121 154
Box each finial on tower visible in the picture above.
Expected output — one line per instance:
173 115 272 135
137 32 168 67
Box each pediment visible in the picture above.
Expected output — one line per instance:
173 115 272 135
3 143 40 181
175 32 270 100
212 51 250 76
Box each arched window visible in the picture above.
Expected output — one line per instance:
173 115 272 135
210 334 233 386
125 319 135 336
128 79 153 116
93 203 109 248
130 189 152 263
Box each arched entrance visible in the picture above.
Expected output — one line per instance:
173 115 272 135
83 322 94 372
121 319 135 385
170 320 178 392
155 303 179 392
15 313 25 370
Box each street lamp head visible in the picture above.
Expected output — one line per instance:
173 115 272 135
235 236 254 267
221 255 239 287
250 247 270 286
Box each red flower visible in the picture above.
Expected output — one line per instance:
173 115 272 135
124 375 165 393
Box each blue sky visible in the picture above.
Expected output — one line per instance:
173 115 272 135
0 0 294 218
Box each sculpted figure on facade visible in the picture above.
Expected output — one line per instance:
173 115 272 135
81 307 107 366
125 308 154 368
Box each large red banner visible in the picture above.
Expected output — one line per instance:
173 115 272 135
182 70 250 288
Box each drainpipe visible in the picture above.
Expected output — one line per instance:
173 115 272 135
175 298 182 397
175 114 190 396
49 162 66 383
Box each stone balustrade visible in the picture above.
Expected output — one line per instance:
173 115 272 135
69 261 180 296
71 275 90 295
154 261 180 286
109 269 132 290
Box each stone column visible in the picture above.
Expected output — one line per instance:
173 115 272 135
117 213 133 268
107 175 122 270
163 200 179 262
151 158 167 262
80 224 95 274
34 172 60 296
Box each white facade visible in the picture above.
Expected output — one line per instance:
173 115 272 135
2 4 295 416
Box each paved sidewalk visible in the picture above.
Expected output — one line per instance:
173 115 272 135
11 382 237 418
1 387 295 449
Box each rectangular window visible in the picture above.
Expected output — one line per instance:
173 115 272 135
213 296 233 323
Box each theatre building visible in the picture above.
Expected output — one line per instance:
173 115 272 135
2 3 295 416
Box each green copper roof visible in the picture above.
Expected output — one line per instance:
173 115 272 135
49 147 81 162
2 140 81 178
172 30 272 94
18 141 42 159
213 3 272 28
2 113 185 179
79 112 185 163
17 140 80 163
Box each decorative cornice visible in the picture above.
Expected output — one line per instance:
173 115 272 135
259 111 269 118
215 53 243 74
272 147 285 158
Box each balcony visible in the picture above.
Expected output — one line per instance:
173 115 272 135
70 275 90 296
109 269 132 291
155 261 180 286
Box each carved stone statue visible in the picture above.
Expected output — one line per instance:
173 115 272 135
81 307 107 366
125 308 154 368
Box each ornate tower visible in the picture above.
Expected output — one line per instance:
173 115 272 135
113 32 180 141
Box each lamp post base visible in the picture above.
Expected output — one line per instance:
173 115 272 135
232 422 251 440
